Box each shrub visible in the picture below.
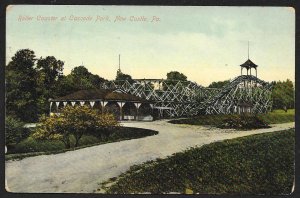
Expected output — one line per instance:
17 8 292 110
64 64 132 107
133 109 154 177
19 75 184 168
13 137 65 154
79 135 99 145
5 115 29 146
219 114 270 129
170 114 271 130
6 127 158 157
32 106 119 148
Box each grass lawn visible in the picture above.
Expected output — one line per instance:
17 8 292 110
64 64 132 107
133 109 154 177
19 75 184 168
101 128 295 194
6 127 158 160
257 109 295 124
169 109 294 127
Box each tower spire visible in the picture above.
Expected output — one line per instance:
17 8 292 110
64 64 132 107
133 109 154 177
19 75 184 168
248 41 249 59
119 54 120 71
117 54 122 75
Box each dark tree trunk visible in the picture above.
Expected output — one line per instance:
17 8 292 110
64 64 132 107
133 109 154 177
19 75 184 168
74 134 83 147
75 138 79 147
62 136 71 149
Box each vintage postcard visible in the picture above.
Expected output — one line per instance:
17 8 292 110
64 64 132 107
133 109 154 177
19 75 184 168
5 5 295 194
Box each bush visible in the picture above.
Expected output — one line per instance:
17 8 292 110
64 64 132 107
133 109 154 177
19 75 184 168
170 114 270 130
5 115 29 146
7 127 158 156
33 106 119 148
79 135 99 145
218 114 270 129
13 137 65 154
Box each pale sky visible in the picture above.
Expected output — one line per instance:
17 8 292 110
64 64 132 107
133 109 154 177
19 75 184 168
6 5 295 86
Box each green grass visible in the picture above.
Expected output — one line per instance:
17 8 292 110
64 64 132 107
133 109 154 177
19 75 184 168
6 127 158 161
257 109 295 124
101 129 295 194
169 109 294 127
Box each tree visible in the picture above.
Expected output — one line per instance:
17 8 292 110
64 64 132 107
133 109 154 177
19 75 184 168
53 75 77 97
166 71 187 81
272 79 294 111
163 71 187 90
69 66 106 90
116 70 134 83
36 56 64 115
36 56 64 90
208 80 230 88
53 66 107 97
5 49 39 122
32 106 119 148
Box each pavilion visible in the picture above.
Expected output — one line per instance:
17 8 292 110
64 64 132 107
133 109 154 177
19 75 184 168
49 89 154 121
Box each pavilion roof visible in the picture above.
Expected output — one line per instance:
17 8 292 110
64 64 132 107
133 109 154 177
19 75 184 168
51 89 149 103
240 59 258 69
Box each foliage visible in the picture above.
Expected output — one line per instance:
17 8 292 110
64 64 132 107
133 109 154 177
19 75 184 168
258 109 295 124
166 71 187 81
6 49 108 121
13 137 65 154
53 66 107 97
5 115 27 145
163 71 188 90
103 129 295 194
6 128 158 159
36 56 64 90
116 69 134 83
32 106 119 148
170 109 294 127
36 56 65 115
208 79 230 88
5 49 39 122
218 114 270 129
70 66 106 89
271 79 294 111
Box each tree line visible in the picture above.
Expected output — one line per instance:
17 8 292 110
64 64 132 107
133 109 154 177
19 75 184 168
6 49 107 123
6 49 294 124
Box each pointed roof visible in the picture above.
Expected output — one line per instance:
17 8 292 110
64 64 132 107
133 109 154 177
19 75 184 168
240 59 258 69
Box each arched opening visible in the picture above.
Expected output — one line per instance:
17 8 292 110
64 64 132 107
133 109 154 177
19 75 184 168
138 103 153 121
104 101 120 120
122 102 136 120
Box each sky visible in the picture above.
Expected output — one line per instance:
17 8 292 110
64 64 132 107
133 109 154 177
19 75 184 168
6 5 295 86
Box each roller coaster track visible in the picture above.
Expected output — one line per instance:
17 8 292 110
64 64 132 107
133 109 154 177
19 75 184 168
202 75 272 114
100 75 272 117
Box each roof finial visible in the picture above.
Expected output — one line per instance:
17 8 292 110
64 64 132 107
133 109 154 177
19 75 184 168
248 41 249 59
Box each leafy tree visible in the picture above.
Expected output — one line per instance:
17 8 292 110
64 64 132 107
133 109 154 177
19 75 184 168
208 80 230 88
53 66 107 97
163 71 187 91
36 56 64 115
272 79 294 111
36 56 64 90
166 71 187 81
32 106 119 148
69 66 106 90
53 75 77 97
5 49 38 122
116 70 134 83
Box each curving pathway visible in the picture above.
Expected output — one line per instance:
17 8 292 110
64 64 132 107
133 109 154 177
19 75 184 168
5 120 294 193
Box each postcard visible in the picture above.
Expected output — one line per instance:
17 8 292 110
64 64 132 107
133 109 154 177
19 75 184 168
5 5 295 194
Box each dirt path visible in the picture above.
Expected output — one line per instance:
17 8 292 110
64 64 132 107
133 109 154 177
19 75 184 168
5 121 294 193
